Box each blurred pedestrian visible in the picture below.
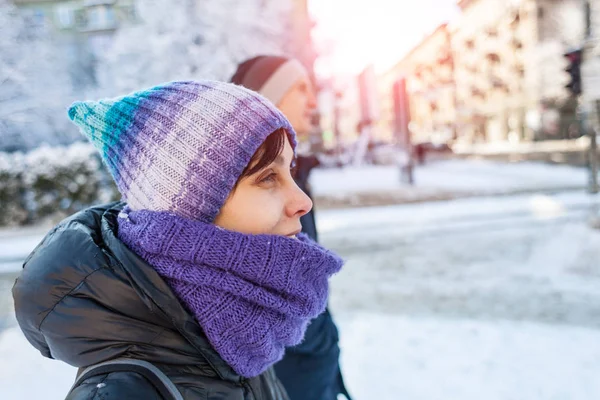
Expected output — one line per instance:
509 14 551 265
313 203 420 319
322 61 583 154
231 56 352 400
12 80 343 399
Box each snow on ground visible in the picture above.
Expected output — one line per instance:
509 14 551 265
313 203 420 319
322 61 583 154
0 322 76 399
338 312 600 400
0 225 51 273
317 190 600 237
1 310 600 400
1 176 600 398
323 202 600 400
0 238 45 274
326 220 600 328
321 192 600 329
311 159 588 198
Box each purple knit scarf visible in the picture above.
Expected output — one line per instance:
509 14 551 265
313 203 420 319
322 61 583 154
117 207 343 378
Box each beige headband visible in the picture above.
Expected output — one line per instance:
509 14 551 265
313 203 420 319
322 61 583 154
259 59 308 106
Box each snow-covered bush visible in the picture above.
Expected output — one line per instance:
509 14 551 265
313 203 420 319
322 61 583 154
23 143 102 220
0 142 119 226
0 151 27 225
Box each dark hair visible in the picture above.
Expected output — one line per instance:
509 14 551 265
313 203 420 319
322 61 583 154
234 128 293 187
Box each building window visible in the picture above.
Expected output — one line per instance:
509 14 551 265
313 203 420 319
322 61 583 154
88 7 100 27
55 4 74 28
105 7 116 24
119 4 137 22
86 5 116 30
22 9 46 29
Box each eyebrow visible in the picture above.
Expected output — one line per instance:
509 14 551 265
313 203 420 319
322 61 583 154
274 155 285 166
273 154 294 168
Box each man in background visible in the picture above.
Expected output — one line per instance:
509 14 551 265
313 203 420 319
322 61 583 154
231 55 351 400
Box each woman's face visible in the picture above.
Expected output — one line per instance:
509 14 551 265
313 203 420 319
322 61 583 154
214 135 312 237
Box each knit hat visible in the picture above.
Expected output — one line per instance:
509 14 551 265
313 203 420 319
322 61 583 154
68 80 295 222
230 56 309 105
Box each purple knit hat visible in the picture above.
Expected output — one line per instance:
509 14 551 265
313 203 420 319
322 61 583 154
68 80 295 222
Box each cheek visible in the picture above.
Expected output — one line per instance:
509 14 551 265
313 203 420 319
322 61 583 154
297 96 309 111
217 191 285 235
253 197 284 233
285 97 304 120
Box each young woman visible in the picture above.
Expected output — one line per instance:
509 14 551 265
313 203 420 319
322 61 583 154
231 56 351 400
12 80 343 399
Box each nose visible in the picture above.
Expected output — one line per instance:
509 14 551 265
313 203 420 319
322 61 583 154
286 182 313 219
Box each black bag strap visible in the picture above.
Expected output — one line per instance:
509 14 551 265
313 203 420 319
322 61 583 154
70 358 184 400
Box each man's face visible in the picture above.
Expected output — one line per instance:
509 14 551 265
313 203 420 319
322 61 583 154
277 75 317 135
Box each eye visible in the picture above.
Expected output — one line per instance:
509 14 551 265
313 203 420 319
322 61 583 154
259 172 277 184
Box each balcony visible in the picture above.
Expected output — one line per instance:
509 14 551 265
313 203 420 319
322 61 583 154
13 0 56 3
489 76 509 93
485 52 502 64
83 0 116 6
75 5 118 33
470 87 486 99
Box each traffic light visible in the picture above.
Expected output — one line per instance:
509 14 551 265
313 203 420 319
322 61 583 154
564 49 582 96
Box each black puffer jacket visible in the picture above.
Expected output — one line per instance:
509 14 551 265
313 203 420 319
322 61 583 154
12 203 289 400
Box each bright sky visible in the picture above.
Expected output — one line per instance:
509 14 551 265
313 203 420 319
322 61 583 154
308 0 459 79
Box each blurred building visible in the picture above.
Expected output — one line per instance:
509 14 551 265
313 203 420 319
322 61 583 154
12 0 137 89
450 0 539 144
378 24 456 145
330 81 362 148
12 0 136 37
379 0 586 145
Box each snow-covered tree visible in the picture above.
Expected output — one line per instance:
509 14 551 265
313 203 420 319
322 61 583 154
192 0 295 77
97 0 293 94
0 0 77 152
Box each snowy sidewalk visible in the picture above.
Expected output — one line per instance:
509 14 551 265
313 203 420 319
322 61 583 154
311 159 590 208
2 312 600 400
0 225 50 273
1 188 599 274
338 312 600 400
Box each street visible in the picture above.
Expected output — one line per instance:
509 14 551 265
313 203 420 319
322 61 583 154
324 192 600 327
323 191 600 399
